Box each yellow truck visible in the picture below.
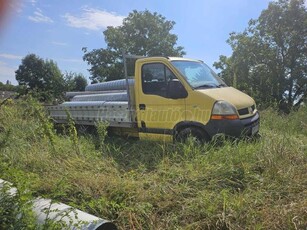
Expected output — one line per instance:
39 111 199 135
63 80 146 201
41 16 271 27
47 56 259 142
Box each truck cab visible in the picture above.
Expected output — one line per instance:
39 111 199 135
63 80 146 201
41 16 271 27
135 57 259 141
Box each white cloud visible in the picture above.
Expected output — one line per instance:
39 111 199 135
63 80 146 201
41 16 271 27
28 8 53 23
51 41 68 46
63 7 124 31
29 0 37 5
0 53 22 60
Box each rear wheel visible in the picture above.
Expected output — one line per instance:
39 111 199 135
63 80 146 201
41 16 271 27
176 127 209 143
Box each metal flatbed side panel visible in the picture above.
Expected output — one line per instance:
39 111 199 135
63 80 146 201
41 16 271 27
49 111 132 123
48 101 108 107
65 90 127 99
47 101 136 126
53 119 135 128
71 92 128 102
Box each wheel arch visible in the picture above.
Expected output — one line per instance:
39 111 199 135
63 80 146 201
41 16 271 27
173 121 211 140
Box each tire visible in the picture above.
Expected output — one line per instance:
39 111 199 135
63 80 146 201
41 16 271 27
176 127 209 143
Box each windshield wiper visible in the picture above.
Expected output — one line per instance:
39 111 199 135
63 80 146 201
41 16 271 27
194 84 219 89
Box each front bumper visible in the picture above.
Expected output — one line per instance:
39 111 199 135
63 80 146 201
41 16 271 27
205 112 260 139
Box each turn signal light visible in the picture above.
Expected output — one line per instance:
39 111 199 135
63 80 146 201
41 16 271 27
211 114 239 120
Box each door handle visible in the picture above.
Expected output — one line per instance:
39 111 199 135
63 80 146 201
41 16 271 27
139 104 146 110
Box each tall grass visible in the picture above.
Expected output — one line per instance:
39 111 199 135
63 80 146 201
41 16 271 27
0 98 306 229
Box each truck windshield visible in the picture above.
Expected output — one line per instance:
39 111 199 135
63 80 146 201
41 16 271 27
171 60 227 89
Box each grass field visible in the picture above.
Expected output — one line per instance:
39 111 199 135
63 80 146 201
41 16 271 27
0 98 306 229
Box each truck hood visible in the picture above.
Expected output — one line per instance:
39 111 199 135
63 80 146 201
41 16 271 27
198 87 255 109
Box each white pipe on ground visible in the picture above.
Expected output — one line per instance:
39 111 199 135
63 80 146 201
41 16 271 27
0 179 117 230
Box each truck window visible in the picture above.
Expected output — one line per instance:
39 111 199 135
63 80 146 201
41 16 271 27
141 63 177 97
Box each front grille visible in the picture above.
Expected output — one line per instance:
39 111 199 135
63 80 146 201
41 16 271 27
238 108 249 115
238 105 255 116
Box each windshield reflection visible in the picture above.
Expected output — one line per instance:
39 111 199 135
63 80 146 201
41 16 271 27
171 60 226 89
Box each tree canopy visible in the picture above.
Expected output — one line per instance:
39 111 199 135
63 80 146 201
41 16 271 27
83 10 185 82
214 0 307 111
64 72 88 92
15 54 65 101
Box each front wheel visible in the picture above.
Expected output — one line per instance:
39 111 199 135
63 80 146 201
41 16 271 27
176 127 209 143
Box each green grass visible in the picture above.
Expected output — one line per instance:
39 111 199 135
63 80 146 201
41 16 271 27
0 98 306 229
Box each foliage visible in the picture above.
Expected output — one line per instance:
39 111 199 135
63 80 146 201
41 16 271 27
29 97 56 152
66 110 80 155
214 0 307 111
83 10 185 82
95 121 109 151
15 54 66 102
64 72 88 92
0 100 306 229
0 181 37 230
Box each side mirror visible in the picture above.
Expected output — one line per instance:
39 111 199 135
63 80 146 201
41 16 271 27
168 79 188 99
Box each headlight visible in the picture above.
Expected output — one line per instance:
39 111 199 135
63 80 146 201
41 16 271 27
211 101 239 120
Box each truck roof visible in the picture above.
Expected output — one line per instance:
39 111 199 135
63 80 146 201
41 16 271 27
168 57 203 62
136 56 203 63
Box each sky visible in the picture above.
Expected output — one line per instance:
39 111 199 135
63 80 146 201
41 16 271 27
0 0 276 84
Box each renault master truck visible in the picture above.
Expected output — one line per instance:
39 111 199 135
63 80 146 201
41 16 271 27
47 56 260 142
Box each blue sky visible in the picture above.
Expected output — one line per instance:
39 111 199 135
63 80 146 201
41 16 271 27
0 0 274 84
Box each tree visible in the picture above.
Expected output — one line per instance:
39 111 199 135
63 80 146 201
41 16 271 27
74 74 88 91
83 10 185 82
64 72 88 91
214 0 307 111
15 54 66 101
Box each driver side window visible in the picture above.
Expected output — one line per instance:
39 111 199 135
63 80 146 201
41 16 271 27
141 63 177 97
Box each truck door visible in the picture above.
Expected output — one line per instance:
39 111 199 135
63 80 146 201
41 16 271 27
137 62 187 136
